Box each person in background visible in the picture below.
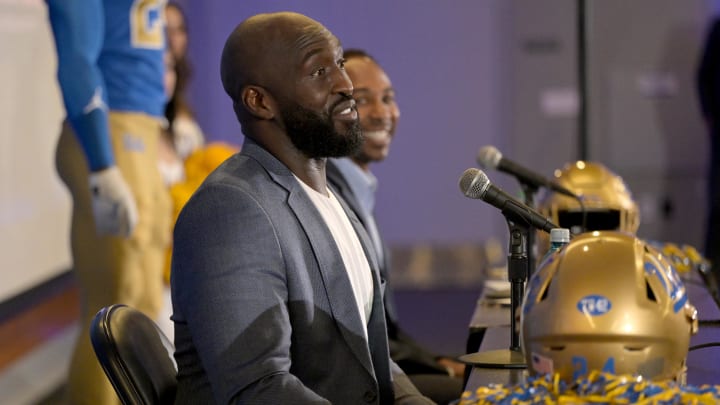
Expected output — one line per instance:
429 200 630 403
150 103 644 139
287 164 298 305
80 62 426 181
698 16 720 294
46 0 170 404
154 48 186 339
171 12 433 404
158 50 185 187
156 2 209 339
326 49 464 404
156 48 240 335
164 1 205 160
165 1 187 62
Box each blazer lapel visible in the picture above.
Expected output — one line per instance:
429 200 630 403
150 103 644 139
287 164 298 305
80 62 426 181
288 187 380 375
244 141 387 382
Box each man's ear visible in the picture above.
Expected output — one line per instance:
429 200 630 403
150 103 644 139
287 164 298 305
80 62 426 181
241 85 275 120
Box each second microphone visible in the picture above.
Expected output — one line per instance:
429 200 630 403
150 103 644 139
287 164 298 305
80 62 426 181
459 167 558 233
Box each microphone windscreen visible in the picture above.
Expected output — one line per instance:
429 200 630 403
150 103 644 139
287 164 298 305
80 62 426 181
476 146 502 169
459 168 489 199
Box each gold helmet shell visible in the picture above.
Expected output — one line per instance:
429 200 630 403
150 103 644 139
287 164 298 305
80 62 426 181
538 161 640 235
521 231 698 382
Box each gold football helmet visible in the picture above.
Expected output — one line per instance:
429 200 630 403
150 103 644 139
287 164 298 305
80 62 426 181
538 161 640 235
521 231 698 382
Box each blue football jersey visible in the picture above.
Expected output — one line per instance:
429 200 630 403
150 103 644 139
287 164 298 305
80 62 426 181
47 0 166 171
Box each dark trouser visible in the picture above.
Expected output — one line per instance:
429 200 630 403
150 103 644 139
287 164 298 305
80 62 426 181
408 374 463 405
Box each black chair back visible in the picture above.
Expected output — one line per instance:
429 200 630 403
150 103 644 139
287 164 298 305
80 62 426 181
90 304 177 405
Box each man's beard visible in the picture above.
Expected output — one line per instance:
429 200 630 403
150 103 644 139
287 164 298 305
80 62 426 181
280 100 362 159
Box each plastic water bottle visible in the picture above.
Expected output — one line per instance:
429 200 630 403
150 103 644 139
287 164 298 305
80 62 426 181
539 228 570 267
549 228 571 252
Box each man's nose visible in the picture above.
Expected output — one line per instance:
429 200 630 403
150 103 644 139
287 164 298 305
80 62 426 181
367 99 392 122
333 68 353 96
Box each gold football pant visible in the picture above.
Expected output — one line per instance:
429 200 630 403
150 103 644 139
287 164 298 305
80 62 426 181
56 112 172 405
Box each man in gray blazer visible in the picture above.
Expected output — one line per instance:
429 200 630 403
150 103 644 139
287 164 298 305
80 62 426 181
170 12 434 404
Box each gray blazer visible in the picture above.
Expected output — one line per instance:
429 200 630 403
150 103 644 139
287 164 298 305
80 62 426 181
171 138 394 404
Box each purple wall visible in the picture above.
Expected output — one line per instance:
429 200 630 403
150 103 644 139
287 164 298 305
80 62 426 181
179 0 514 245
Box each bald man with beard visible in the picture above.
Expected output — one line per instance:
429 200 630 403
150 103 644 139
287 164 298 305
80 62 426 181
170 12 435 404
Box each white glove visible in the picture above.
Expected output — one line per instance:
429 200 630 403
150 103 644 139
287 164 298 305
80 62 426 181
89 166 139 238
173 116 205 159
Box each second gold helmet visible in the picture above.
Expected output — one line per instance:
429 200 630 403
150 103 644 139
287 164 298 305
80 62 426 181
538 161 640 236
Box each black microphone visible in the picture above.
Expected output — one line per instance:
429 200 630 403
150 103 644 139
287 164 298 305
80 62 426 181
477 145 578 198
459 168 558 233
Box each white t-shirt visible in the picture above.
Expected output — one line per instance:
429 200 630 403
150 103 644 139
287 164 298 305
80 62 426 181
296 177 374 338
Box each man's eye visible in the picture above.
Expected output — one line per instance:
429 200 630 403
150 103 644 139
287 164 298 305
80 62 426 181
338 58 346 69
354 97 369 105
311 67 326 77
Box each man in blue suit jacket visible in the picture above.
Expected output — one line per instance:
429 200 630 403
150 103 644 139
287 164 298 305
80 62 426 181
326 49 464 405
170 12 434 404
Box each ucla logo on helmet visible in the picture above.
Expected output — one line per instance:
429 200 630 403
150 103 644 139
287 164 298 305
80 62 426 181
577 295 612 316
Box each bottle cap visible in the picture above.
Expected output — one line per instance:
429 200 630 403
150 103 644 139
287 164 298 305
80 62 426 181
550 228 570 243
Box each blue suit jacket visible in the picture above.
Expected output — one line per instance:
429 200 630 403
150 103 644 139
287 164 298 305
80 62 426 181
171 138 394 404
326 160 449 376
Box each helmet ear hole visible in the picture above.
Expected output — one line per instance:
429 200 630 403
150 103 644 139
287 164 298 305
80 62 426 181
646 279 658 302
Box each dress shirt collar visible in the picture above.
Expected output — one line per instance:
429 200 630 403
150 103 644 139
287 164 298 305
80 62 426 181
330 157 378 214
